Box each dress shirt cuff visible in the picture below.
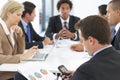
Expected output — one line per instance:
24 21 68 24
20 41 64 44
71 32 77 40
53 33 57 41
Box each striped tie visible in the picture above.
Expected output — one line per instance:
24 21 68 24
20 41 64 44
64 21 68 29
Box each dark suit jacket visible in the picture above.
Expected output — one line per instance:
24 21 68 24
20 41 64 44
111 27 120 50
71 47 120 80
45 15 80 40
18 21 45 49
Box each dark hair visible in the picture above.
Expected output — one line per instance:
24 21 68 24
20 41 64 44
75 15 111 44
98 4 107 15
109 0 120 10
57 0 72 10
22 1 36 17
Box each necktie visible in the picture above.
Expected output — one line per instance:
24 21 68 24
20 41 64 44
111 29 116 43
64 21 68 29
111 29 116 39
27 24 31 43
113 29 116 36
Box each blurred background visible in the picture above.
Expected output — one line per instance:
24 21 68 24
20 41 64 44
0 0 111 36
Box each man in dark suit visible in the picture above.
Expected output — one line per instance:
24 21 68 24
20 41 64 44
45 0 80 41
62 15 120 80
19 1 53 49
107 0 120 50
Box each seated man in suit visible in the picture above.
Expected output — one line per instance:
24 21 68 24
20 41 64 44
71 4 108 52
70 3 117 52
19 1 53 49
98 4 107 20
98 4 115 40
45 0 80 41
62 15 120 80
107 0 120 50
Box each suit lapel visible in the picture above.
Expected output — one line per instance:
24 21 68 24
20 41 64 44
111 27 120 45
19 21 29 42
57 16 62 30
19 21 26 35
115 27 120 39
69 16 75 31
69 16 72 30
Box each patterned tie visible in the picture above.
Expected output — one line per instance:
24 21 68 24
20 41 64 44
27 24 31 43
111 29 116 41
64 21 68 29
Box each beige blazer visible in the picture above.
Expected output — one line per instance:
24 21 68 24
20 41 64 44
0 24 25 79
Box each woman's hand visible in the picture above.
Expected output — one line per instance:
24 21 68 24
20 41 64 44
20 46 39 61
12 25 23 37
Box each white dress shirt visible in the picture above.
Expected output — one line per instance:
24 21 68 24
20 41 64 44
114 22 120 35
53 16 77 40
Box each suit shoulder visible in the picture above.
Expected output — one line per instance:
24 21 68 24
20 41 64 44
49 15 60 20
70 15 80 20
74 61 94 76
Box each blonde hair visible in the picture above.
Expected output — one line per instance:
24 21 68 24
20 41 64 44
0 0 24 20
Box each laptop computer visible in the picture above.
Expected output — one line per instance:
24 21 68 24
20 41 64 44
23 44 56 61
24 52 48 61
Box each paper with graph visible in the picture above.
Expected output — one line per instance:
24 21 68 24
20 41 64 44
17 62 56 80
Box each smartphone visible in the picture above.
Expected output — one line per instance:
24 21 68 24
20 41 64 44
58 65 71 78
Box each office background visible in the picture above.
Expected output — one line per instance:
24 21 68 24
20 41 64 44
0 0 111 36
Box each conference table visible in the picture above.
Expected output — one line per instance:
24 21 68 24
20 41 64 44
0 39 91 74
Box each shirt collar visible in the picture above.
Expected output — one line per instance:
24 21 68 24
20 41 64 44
21 19 28 27
0 18 10 35
115 22 120 34
92 45 112 57
60 16 70 24
21 19 28 33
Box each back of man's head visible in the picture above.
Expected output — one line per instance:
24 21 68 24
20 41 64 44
98 4 107 15
75 15 111 45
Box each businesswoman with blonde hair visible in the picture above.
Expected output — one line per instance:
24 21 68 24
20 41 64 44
0 1 38 80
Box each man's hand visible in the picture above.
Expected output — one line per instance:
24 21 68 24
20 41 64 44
43 37 54 45
55 28 75 39
70 43 84 52
61 71 74 80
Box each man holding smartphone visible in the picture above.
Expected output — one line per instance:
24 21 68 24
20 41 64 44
62 15 120 80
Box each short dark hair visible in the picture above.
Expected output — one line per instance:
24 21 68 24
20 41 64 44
109 0 120 10
75 15 111 44
22 1 36 17
57 0 72 10
98 4 107 15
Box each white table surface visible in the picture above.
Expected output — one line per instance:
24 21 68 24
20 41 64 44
0 40 91 72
